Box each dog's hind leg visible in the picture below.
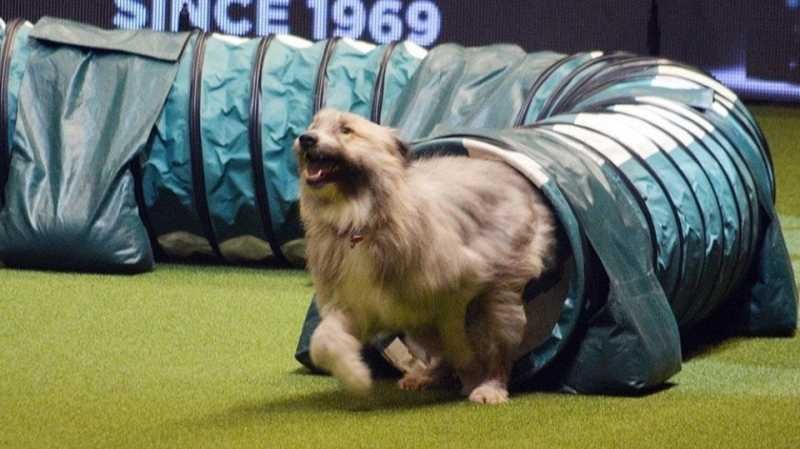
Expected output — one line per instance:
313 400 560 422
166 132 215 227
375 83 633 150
398 332 455 391
310 309 372 394
466 290 527 404
438 302 478 372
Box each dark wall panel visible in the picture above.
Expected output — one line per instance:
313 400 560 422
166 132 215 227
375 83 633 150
2 1 799 101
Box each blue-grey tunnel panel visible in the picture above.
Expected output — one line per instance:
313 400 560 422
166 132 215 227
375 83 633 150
587 106 713 323
259 36 326 246
702 101 773 220
712 95 773 196
658 66 773 191
734 212 799 335
142 34 213 258
634 97 759 296
5 22 33 161
575 60 766 150
641 104 747 320
561 59 702 108
572 75 716 113
555 57 672 112
200 34 267 262
497 127 681 393
617 105 734 314
550 116 713 315
1 20 33 207
381 43 466 138
385 43 532 140
543 53 636 119
437 51 566 132
552 113 689 304
698 109 794 334
514 54 571 126
619 99 752 266
575 62 773 199
322 38 384 119
536 119 681 302
520 52 601 124
0 23 190 272
379 41 427 126
30 16 191 61
604 105 727 326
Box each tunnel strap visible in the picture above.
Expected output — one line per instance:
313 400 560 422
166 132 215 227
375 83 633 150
313 37 341 113
248 35 289 265
371 40 399 124
188 32 223 259
0 18 23 208
130 154 163 259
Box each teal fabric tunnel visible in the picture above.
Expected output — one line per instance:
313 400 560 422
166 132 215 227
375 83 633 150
0 19 34 210
0 18 191 272
0 18 426 270
294 47 797 393
141 33 425 265
0 17 795 393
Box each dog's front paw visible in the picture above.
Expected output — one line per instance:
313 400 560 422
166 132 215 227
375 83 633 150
468 384 509 405
332 358 373 394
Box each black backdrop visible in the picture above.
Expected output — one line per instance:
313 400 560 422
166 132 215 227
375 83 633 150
2 0 800 102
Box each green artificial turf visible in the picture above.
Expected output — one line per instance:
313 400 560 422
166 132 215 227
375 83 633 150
0 105 798 449
753 105 800 217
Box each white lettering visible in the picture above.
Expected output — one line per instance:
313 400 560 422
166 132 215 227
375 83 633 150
113 0 147 29
257 0 290 35
170 0 211 32
152 0 167 30
215 0 253 35
306 0 328 39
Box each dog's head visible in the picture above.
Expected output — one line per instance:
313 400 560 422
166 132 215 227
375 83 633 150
294 109 409 197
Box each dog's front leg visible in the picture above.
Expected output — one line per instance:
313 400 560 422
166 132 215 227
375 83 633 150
310 309 372 394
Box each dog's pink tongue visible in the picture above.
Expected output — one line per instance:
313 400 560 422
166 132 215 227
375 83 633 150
307 166 324 181
306 161 330 184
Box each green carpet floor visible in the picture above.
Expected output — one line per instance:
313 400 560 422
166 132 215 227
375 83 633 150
1 105 798 449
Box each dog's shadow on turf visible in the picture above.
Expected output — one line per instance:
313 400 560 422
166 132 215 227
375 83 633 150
190 383 457 431
233 379 462 416
172 380 463 439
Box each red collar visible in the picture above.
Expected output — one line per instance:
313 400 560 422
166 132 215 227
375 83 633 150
349 233 365 248
337 228 366 248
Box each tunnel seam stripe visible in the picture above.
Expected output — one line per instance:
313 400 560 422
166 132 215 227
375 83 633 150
188 32 223 259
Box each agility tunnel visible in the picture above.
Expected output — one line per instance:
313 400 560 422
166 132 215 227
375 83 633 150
293 44 796 392
0 17 425 270
0 18 796 394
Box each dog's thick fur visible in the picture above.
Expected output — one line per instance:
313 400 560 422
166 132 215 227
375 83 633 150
296 109 557 404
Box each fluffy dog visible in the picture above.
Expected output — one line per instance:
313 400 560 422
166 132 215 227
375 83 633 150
295 109 557 404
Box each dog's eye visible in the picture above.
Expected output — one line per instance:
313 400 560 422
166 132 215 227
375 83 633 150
340 125 353 135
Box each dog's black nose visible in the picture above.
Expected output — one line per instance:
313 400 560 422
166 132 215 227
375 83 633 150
298 133 318 149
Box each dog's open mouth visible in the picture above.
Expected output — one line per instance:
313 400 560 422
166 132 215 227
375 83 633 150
304 153 347 188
